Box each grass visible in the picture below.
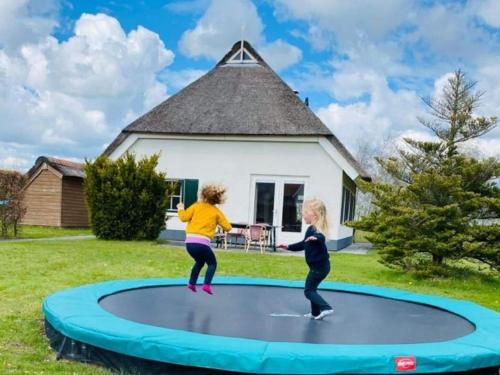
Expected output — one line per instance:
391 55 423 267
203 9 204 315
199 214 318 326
0 239 498 374
1 225 92 240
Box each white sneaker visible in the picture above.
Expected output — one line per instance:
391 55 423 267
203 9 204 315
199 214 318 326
314 309 334 320
304 313 315 319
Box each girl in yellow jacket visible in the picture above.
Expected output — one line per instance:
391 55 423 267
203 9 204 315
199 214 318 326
177 183 232 295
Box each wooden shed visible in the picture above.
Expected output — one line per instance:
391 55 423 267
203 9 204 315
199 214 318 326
22 156 89 227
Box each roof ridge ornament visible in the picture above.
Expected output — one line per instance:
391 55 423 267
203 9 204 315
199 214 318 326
226 25 258 64
240 23 244 57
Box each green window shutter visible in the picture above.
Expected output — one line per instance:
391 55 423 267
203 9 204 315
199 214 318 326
183 179 199 208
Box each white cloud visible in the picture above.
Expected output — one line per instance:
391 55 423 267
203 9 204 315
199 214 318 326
179 0 264 61
327 41 408 101
0 142 37 171
432 72 454 101
273 0 412 47
316 74 423 150
393 129 437 152
159 68 207 92
164 0 211 14
476 0 500 28
179 0 302 71
475 57 500 125
289 27 330 52
272 0 500 158
143 81 170 111
0 0 59 52
259 39 302 72
303 25 332 51
0 12 174 170
395 129 500 158
284 63 335 95
272 0 500 80
317 68 500 161
415 3 493 61
466 138 500 158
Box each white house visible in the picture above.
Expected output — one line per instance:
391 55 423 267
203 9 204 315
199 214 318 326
104 41 370 250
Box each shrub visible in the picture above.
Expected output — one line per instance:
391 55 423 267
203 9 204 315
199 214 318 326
84 153 171 240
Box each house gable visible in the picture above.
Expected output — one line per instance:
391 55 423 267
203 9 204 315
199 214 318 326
103 40 370 182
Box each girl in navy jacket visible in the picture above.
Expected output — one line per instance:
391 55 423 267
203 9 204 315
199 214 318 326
277 199 334 320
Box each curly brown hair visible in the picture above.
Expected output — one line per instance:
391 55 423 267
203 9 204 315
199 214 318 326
200 183 227 205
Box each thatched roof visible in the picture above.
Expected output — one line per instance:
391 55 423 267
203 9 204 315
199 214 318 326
104 41 370 181
28 156 84 178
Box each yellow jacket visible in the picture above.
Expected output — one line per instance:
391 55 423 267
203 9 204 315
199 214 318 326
178 202 232 239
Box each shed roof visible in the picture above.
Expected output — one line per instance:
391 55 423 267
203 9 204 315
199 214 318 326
27 156 85 179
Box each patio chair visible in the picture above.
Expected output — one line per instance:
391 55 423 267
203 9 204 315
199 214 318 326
227 227 247 248
245 224 267 254
214 228 227 250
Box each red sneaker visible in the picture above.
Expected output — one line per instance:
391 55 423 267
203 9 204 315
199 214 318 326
201 284 213 295
187 284 196 292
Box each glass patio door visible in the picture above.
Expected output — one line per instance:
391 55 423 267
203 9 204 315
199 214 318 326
254 182 275 225
281 183 304 233
251 176 306 244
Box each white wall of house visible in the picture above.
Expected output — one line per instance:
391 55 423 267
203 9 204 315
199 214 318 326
109 134 355 247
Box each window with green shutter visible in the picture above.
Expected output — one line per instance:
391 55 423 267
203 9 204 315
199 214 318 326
166 179 199 211
182 179 199 208
166 180 184 211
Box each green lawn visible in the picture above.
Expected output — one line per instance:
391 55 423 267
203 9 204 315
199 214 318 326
0 239 498 374
2 225 92 239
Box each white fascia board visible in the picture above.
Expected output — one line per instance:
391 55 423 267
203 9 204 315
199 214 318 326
110 133 319 160
131 134 316 143
318 137 359 181
109 133 360 181
108 135 139 160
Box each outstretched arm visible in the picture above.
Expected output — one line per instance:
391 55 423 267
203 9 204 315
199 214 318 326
177 202 195 222
277 240 305 251
217 211 232 232
305 232 325 243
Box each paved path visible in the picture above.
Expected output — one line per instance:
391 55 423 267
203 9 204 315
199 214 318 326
337 242 373 254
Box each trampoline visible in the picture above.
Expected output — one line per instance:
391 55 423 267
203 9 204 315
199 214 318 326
43 277 500 374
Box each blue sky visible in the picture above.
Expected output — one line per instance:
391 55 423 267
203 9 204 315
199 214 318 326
1 0 499 170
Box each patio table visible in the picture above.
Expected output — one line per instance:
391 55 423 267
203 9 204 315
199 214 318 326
219 223 279 252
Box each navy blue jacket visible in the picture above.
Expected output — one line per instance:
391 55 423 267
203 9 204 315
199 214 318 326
288 225 330 267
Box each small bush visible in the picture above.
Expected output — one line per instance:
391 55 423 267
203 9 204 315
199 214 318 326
84 153 171 240
0 170 26 238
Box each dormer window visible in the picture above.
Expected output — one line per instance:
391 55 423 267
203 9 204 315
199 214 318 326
227 46 258 64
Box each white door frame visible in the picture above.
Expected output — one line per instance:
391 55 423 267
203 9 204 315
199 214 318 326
249 174 308 244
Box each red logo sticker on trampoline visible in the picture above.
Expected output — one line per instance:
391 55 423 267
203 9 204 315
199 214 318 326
395 356 416 371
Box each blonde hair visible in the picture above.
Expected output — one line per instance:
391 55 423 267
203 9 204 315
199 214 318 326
304 198 329 236
200 183 227 205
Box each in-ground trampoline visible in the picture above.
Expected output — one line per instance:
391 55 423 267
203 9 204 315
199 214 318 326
43 277 500 374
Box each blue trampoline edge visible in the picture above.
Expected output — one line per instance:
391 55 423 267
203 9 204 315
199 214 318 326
42 277 500 374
